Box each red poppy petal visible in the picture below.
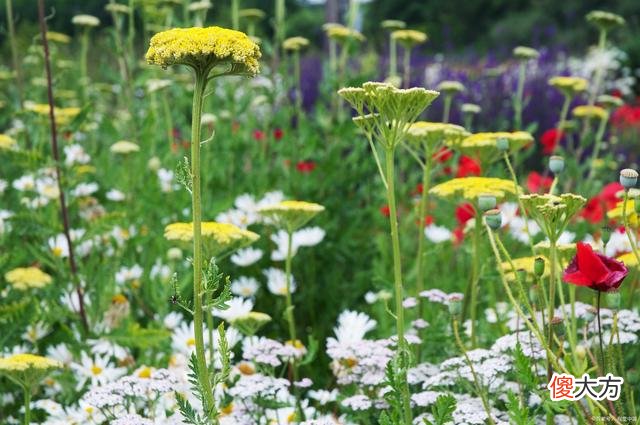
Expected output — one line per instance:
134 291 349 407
575 242 609 282
562 270 593 286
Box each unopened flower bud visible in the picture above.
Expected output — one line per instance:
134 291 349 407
478 193 497 211
534 257 545 277
496 137 509 152
575 345 586 360
549 156 565 174
448 294 463 316
606 290 621 310
167 247 183 260
529 284 539 304
550 316 565 337
484 209 502 230
148 156 161 171
620 168 638 189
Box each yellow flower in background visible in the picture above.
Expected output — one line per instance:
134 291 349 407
391 29 428 46
513 46 539 60
586 10 625 32
533 241 577 263
164 222 259 257
24 103 80 125
501 256 550 281
430 177 520 201
105 3 131 14
381 20 406 31
71 14 100 27
0 354 62 372
436 80 465 94
324 24 365 43
548 76 588 96
110 140 140 154
572 105 608 121
145 26 261 75
607 198 638 227
239 8 266 21
283 36 309 51
4 267 53 291
455 131 533 157
46 31 71 44
618 252 638 268
0 134 17 150
406 122 468 146
259 201 325 232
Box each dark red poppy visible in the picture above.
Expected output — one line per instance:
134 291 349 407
455 202 475 225
456 156 481 177
526 171 553 194
296 160 316 173
540 128 563 155
253 130 266 141
380 205 390 217
563 242 628 292
273 128 284 140
433 147 453 163
580 197 604 224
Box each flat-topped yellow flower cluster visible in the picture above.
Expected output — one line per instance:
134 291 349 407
430 177 520 201
146 26 261 75
165 222 259 257
4 267 53 291
0 354 62 372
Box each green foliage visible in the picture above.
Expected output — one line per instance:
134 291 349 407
105 323 170 349
176 393 207 425
176 156 193 194
512 342 537 391
506 391 534 425
427 394 457 425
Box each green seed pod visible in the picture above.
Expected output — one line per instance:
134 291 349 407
606 290 621 310
549 155 565 174
496 137 509 152
534 257 545 277
484 209 502 230
448 295 463 317
620 168 638 189
550 316 565 337
478 193 497 211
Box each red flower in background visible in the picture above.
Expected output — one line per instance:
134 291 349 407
599 182 624 210
563 242 628 292
456 156 481 177
611 104 640 130
526 171 553 193
253 130 266 141
433 147 453 163
580 197 605 224
296 160 316 173
417 215 434 227
540 128 563 155
380 205 390 217
455 203 475 225
273 128 284 140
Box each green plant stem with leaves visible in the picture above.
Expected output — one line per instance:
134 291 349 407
546 236 557 380
415 147 432 316
442 95 452 123
467 210 482 347
554 95 571 153
231 0 239 29
389 35 398 79
402 46 411 89
284 229 298 352
189 69 215 414
585 116 608 180
503 152 535 254
452 318 495 425
384 147 413 425
5 0 23 109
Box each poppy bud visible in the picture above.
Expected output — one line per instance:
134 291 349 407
477 193 497 211
550 316 565 337
496 137 509 152
606 290 621 310
549 155 565 174
528 284 539 304
534 257 545 277
620 168 638 189
484 209 502 230
448 294 463 316
575 344 586 360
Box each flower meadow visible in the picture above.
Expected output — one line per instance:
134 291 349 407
1 2 640 425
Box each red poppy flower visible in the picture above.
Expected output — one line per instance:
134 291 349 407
580 197 604 224
453 226 465 244
456 156 481 177
563 242 628 292
253 130 266 141
433 147 453 163
455 202 475 225
540 128 563 155
416 214 434 227
296 160 316 173
600 182 624 210
526 171 553 194
273 128 284 140
380 205 390 217
611 104 640 130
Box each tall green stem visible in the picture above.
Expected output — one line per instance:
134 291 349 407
284 230 297 348
80 29 90 101
384 148 412 425
415 149 432 315
442 95 452 123
402 47 411 89
586 116 608 180
5 0 23 108
469 212 481 347
503 153 535 254
588 30 607 105
190 70 215 413
389 36 397 79
546 237 557 380
273 0 285 69
513 62 526 130
231 0 239 29
23 385 30 425
554 95 571 153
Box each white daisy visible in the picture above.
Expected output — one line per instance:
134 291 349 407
212 297 253 322
230 247 263 267
231 276 260 298
71 352 126 390
264 267 296 296
424 224 452 243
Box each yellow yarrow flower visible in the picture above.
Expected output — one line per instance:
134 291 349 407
607 198 638 227
548 76 588 96
239 8 266 21
0 354 62 372
572 105 608 121
617 252 638 268
283 36 309 51
0 134 17 150
325 24 365 43
4 267 53 291
145 26 261 75
259 200 325 232
513 46 539 60
586 10 625 32
391 29 427 46
381 20 406 31
455 131 533 160
72 14 100 27
46 31 71 44
430 177 520 201
406 122 468 146
110 140 140 154
164 222 259 257
436 80 465 94
25 103 80 125
501 256 550 281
